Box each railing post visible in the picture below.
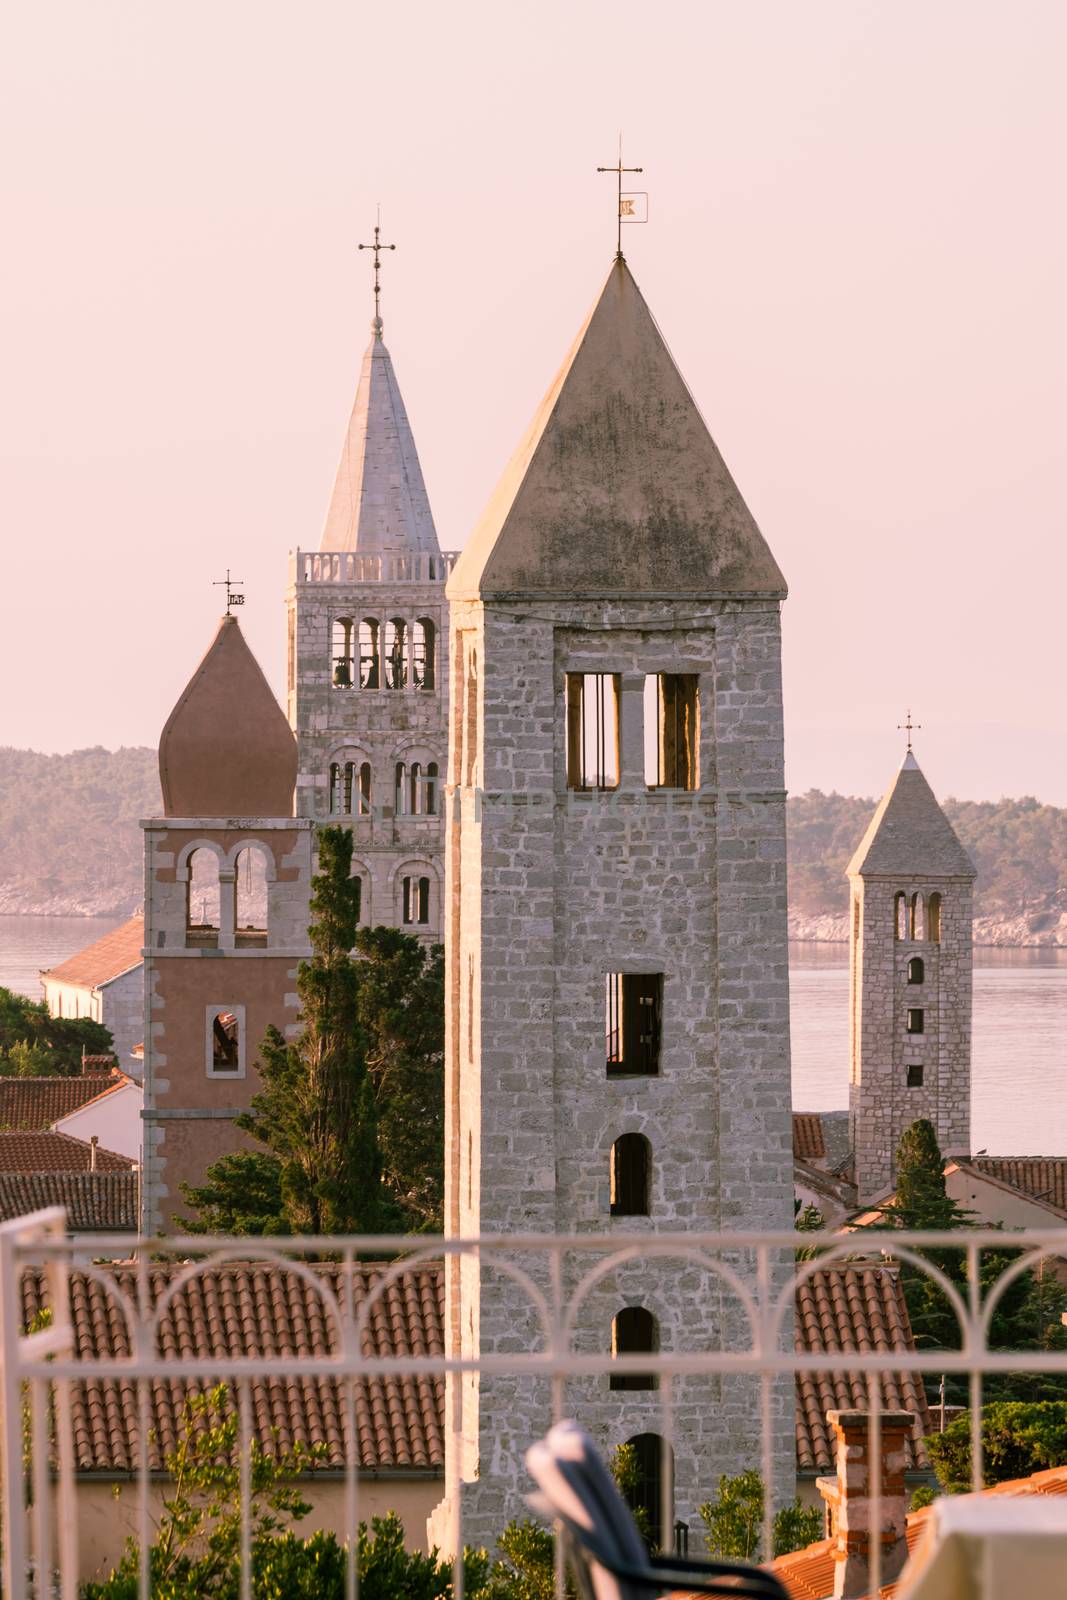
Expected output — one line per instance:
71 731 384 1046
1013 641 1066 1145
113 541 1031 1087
0 1218 32 1600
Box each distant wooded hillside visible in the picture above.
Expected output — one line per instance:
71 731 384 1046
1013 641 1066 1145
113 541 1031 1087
788 789 1067 932
0 748 1064 935
0 746 160 915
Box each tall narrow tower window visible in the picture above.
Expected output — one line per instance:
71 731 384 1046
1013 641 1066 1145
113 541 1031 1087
906 1008 925 1035
359 620 381 688
609 1306 659 1391
186 849 221 946
907 956 925 985
414 618 436 691
425 762 439 816
385 618 408 689
910 892 926 941
894 892 908 941
234 845 269 938
606 974 663 1076
331 617 356 688
610 1134 651 1216
566 673 620 790
927 892 942 943
644 673 698 789
403 875 430 925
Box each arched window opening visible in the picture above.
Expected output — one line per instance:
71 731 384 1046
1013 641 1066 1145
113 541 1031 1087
907 956 925 985
395 762 408 816
358 762 372 815
426 761 439 816
910 892 925 941
625 1434 673 1554
385 618 407 689
610 1306 659 1392
402 874 431 926
331 617 356 689
186 849 221 945
610 1133 651 1217
409 761 422 816
235 845 269 940
927 892 942 943
359 619 381 689
894 892 908 941
414 617 436 691
351 875 363 924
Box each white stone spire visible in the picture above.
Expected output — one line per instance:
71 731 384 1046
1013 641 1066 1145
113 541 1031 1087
319 327 440 557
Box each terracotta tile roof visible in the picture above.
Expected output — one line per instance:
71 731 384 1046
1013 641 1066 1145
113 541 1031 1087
795 1265 931 1473
41 915 144 990
762 1466 1067 1600
0 1131 135 1173
0 1171 137 1229
793 1114 826 1163
968 1157 1067 1218
0 1074 118 1131
20 1260 445 1473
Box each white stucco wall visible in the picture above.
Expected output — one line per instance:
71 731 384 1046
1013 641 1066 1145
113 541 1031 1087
53 1081 144 1164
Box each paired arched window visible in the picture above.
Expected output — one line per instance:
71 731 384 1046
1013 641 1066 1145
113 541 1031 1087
907 956 925 985
413 617 436 691
402 874 431 926
610 1133 651 1217
330 759 371 816
186 848 221 940
234 844 269 935
385 618 407 689
610 1306 659 1391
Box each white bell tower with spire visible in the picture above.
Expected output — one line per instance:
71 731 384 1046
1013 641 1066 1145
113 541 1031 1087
287 228 457 937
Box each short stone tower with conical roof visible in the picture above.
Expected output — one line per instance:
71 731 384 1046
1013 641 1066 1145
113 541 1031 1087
286 305 456 939
848 749 977 1203
141 614 314 1231
432 256 795 1547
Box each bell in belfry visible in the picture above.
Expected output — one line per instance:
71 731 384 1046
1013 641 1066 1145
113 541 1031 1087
333 658 352 688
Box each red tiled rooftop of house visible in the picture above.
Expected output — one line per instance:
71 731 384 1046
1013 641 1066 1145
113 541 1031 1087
0 1074 118 1131
0 1171 138 1229
41 915 144 990
966 1156 1067 1218
0 1131 135 1173
793 1113 826 1163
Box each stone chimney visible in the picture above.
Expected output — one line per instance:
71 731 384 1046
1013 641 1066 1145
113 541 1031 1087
817 1409 914 1599
89 1135 99 1173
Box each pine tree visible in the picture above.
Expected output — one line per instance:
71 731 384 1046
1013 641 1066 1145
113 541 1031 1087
236 827 396 1235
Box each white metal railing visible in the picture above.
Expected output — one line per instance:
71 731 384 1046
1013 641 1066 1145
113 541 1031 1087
292 550 460 585
3 1212 1067 1600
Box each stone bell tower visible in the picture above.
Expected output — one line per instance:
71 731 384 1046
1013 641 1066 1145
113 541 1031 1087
848 747 976 1203
141 612 313 1231
286 274 456 940
434 256 795 1546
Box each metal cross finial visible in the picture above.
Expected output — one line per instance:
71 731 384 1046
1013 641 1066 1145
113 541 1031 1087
358 208 396 336
213 569 245 614
597 135 643 259
898 709 921 751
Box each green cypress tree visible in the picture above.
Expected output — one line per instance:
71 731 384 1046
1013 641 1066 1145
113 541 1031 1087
236 826 396 1235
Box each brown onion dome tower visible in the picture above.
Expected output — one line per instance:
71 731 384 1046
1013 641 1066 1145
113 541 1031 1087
158 614 297 818
142 611 312 1234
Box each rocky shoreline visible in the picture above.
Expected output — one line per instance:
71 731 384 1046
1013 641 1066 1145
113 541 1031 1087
788 910 1067 947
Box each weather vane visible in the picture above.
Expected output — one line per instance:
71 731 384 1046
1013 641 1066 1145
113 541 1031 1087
213 569 245 614
898 709 921 751
358 207 396 333
597 136 645 258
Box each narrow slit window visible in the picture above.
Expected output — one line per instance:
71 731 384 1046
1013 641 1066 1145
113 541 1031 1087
606 974 663 1077
385 618 407 689
927 893 942 943
907 1063 924 1088
358 762 372 815
644 673 699 789
425 761 439 816
907 1008 925 1035
395 762 407 816
610 1306 659 1391
414 617 436 691
566 672 620 790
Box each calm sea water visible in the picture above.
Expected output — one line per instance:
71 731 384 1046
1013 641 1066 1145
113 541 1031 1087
1 917 1063 1155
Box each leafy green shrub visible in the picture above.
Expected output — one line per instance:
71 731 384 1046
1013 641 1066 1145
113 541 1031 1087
927 1401 1067 1493
699 1469 822 1562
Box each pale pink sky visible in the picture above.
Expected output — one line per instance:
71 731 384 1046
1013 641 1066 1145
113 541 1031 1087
2 2 1065 804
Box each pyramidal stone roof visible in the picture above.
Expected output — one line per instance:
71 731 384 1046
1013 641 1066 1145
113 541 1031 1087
847 751 976 880
448 256 785 600
320 323 440 558
158 615 297 818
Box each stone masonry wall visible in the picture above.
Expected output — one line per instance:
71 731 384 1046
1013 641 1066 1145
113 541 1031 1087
435 596 795 1548
849 876 973 1202
287 574 449 940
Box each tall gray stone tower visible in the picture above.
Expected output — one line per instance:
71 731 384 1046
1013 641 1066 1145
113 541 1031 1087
286 305 456 937
433 257 795 1547
848 750 976 1202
